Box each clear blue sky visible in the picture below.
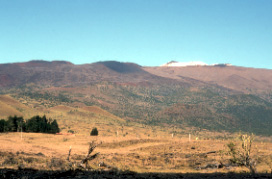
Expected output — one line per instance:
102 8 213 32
0 0 271 69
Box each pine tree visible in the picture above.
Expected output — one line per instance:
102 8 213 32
26 116 40 132
0 119 7 132
50 120 60 134
90 127 98 136
7 116 18 132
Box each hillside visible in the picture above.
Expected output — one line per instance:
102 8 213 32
152 94 272 135
0 95 29 118
0 60 272 136
144 66 272 95
0 95 127 134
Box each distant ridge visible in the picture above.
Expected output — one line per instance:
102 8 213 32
0 60 73 65
95 61 144 73
18 60 74 67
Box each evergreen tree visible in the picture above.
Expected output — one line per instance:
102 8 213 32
90 127 98 136
26 115 40 132
39 115 48 132
17 116 25 132
50 119 60 134
0 119 7 132
7 116 19 132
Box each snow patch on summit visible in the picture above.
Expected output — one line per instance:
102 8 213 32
161 61 232 67
161 61 207 67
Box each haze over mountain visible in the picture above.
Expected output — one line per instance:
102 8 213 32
1 60 272 136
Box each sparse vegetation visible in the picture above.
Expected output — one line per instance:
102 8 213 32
68 129 75 134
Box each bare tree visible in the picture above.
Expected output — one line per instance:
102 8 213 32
80 141 100 169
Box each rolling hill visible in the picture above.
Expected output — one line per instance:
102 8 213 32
0 60 272 135
0 95 29 118
0 95 127 134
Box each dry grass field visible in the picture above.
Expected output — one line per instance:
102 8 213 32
1 94 272 177
1 132 272 175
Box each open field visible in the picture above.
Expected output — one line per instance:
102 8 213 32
1 95 272 177
0 132 272 175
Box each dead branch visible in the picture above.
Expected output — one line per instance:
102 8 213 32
87 142 96 158
79 142 100 169
196 151 217 157
67 146 72 161
205 151 217 155
81 152 100 165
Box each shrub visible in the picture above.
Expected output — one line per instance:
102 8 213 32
90 127 98 136
68 130 75 134
227 134 256 173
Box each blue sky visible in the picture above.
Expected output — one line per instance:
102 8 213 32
0 0 271 69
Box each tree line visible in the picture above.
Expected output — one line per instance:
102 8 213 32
0 115 60 134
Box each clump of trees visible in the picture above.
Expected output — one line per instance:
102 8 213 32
0 115 60 134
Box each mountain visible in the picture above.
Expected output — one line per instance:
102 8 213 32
144 65 272 95
0 60 272 136
0 60 193 88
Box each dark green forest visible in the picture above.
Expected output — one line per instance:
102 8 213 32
0 115 60 134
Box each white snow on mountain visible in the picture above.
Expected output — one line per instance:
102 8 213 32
161 61 232 67
161 61 207 67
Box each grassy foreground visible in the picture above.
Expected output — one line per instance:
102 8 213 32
0 132 272 175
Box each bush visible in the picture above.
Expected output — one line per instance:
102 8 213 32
68 130 75 134
90 127 98 136
227 134 256 174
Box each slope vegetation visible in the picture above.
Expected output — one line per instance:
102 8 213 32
0 95 28 118
1 61 272 135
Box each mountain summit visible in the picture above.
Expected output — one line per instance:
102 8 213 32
161 61 207 67
161 61 233 67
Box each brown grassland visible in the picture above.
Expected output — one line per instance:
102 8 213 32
1 130 272 174
0 94 272 177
